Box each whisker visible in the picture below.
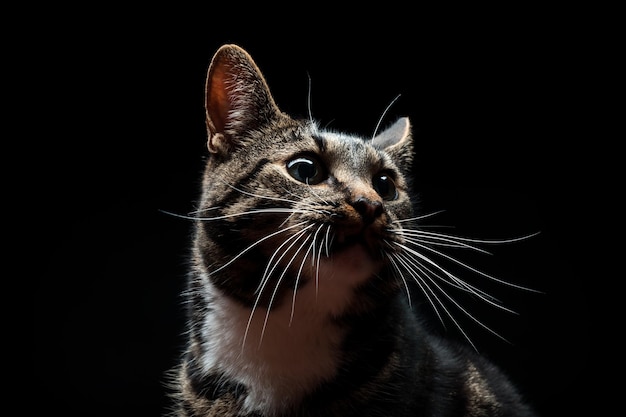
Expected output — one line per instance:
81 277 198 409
219 178 303 206
385 251 413 309
393 251 448 328
387 213 542 348
213 221 308 277
392 210 447 224
308 224 326 297
394 230 493 254
306 71 314 125
399 237 536 294
212 177 337 217
290 261 309 327
183 206 221 215
402 228 541 246
256 223 316 295
160 208 313 222
394 250 503 349
260 167 337 217
290 235 316 326
277 211 298 230
260 230 312 347
372 94 402 139
315 224 331 297
306 178 330 205
324 226 333 258
391 242 476 295
393 241 514 313
242 225 312 351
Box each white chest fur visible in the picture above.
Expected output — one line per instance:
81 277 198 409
199 244 378 414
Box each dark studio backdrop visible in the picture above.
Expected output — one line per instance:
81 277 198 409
33 8 599 417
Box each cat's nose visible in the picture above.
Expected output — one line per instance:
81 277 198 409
351 197 383 225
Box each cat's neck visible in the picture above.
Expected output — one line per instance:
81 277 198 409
203 282 341 413
197 244 382 414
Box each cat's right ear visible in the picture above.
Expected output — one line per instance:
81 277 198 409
205 44 282 156
372 117 414 175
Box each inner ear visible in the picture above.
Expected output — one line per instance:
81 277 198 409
372 117 411 150
372 117 414 175
205 44 282 146
206 60 232 136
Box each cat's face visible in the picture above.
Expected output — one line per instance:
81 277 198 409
193 44 415 318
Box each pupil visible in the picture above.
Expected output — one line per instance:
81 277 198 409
374 174 397 200
298 162 315 180
287 156 325 184
377 176 389 194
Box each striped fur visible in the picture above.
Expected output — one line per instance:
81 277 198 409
167 44 537 417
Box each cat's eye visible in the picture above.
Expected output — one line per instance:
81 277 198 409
372 173 398 200
286 156 326 185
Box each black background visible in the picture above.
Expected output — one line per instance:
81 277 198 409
30 6 604 417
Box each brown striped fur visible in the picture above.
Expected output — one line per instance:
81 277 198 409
167 44 537 417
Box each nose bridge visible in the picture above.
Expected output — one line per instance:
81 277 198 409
347 178 383 224
349 177 380 204
332 142 384 223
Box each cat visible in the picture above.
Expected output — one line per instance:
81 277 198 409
167 43 538 417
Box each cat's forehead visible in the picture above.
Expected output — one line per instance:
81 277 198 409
308 128 389 169
320 131 374 153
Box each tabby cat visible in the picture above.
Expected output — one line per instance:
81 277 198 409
168 44 537 417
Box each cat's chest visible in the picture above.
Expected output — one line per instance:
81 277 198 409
198 244 380 413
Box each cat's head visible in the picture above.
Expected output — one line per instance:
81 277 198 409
194 44 415 315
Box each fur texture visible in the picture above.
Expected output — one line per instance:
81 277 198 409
167 44 537 417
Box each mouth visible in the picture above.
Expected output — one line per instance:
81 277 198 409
332 230 381 258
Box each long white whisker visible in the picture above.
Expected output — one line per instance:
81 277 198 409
399 238 535 294
213 221 308 278
308 224 326 297
395 230 493 254
307 72 314 124
260 231 312 347
290 236 316 326
392 210 447 223
401 228 541 246
324 226 333 258
161 208 313 222
309 224 324 267
209 178 337 217
256 224 315 294
218 179 303 206
393 241 514 313
242 225 312 350
393 251 448 328
315 224 330 297
277 211 298 230
274 183 332 215
406 245 491 298
395 251 491 349
386 252 412 309
306 178 330 205
372 94 402 139
163 207 221 216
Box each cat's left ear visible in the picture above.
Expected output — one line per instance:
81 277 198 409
204 44 283 156
372 117 414 174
